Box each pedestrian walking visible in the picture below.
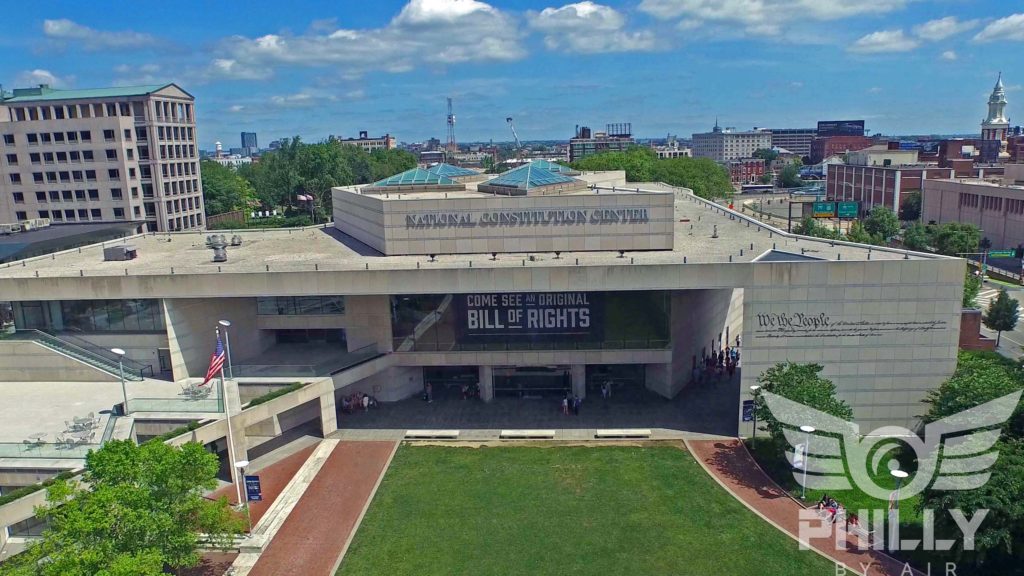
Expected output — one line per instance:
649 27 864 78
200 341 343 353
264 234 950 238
425 382 433 403
561 396 569 415
573 394 581 416
361 393 369 412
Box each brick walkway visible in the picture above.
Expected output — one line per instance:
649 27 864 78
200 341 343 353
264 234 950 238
687 439 922 576
248 441 397 576
210 444 317 526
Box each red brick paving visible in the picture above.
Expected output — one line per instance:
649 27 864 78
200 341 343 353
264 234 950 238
688 439 923 576
248 441 396 576
171 552 238 576
210 444 317 527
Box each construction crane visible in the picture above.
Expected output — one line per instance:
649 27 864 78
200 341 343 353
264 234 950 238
506 117 524 162
446 97 457 157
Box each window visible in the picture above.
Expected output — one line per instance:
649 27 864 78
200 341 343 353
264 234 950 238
124 129 132 141
83 150 94 162
50 211 62 221
131 187 138 198
107 168 120 179
73 170 83 182
48 191 60 202
104 129 115 141
62 191 72 201
69 151 80 162
13 192 24 203
27 133 38 145
257 296 347 316
28 108 38 121
106 149 117 160
40 107 51 120
59 171 70 183
5 153 16 165
30 153 40 164
110 188 123 200
85 170 96 181
38 210 49 218
75 190 85 201
2 134 13 145
64 209 75 220
80 131 91 142
133 206 141 217
126 149 134 160
54 132 64 143
91 208 101 219
43 152 54 164
15 211 27 220
14 108 25 121
45 172 56 183
67 131 77 143
128 167 136 179
113 207 125 219
105 104 117 117
9 173 21 184
56 151 67 163
78 209 88 219
35 192 46 202
88 189 99 200
41 133 51 144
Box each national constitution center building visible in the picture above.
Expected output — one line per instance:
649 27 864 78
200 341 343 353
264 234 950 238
0 161 966 433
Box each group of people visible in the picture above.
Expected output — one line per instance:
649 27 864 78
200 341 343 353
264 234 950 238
692 338 741 385
815 494 845 524
341 392 377 414
561 393 582 415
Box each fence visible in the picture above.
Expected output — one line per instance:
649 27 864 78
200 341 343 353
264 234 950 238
205 210 247 229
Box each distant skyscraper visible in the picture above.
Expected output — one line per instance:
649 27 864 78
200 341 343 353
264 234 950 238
241 131 257 156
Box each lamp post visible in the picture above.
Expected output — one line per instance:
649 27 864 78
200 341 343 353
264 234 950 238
749 385 761 439
218 320 234 380
799 425 816 500
111 348 129 415
889 468 909 551
235 459 253 531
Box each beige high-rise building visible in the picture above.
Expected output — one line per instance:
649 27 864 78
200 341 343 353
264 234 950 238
692 122 772 162
0 83 204 233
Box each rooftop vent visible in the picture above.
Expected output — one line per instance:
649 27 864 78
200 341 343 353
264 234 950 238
212 246 227 262
104 245 138 261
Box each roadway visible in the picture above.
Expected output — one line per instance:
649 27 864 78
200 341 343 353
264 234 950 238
976 284 1024 358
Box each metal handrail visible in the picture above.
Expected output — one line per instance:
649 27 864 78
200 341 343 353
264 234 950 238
10 329 149 380
56 330 154 377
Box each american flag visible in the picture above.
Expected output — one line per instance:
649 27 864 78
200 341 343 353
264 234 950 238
201 332 226 387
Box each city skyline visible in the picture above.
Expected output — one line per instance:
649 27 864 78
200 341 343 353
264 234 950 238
2 1 1023 146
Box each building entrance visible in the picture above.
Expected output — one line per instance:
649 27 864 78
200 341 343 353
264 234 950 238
586 364 646 398
493 366 571 398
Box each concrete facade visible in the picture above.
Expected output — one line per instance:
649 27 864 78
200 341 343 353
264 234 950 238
922 172 1024 249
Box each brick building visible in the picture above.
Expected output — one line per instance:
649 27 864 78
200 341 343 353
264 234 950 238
727 158 766 185
810 135 873 164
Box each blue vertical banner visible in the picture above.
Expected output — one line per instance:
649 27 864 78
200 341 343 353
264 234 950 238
244 475 262 502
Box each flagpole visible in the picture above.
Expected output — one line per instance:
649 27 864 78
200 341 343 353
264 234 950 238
216 327 243 508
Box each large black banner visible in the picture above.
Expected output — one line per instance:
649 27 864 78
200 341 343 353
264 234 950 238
455 292 604 341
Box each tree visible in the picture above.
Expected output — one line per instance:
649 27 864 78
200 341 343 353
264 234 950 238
932 222 980 256
902 222 930 251
963 269 982 308
984 289 1020 347
862 206 900 242
200 160 256 216
752 362 854 444
0 440 244 576
779 163 803 188
758 173 773 185
569 147 733 199
752 148 779 164
845 220 879 245
899 191 921 221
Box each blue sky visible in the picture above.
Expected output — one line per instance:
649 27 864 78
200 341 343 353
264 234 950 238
3 1 1023 147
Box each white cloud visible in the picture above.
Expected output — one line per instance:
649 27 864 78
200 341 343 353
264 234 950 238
849 29 919 54
528 2 657 53
43 18 160 51
228 105 246 113
940 50 957 61
15 69 73 88
973 13 1024 42
112 63 165 86
208 0 525 81
867 86 883 94
638 0 911 36
912 17 979 41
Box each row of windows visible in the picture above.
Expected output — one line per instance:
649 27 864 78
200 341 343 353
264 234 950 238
161 162 198 178
159 144 197 160
13 299 166 333
9 168 129 185
257 296 346 316
10 188 137 203
13 208 122 222
164 178 200 195
5 148 135 166
167 213 202 231
157 125 194 142
7 101 139 123
166 197 200 213
1007 198 1024 215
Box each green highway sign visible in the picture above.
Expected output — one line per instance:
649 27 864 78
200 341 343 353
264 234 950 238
987 250 1015 258
837 202 859 219
812 202 836 218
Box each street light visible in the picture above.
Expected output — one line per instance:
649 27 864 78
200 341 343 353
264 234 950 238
234 459 253 532
749 385 761 439
799 425 816 500
111 348 129 415
888 468 909 551
218 320 234 380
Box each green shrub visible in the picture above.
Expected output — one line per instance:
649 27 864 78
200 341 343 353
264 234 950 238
0 471 76 507
246 382 308 407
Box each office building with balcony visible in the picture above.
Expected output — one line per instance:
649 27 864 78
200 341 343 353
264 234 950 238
0 83 204 233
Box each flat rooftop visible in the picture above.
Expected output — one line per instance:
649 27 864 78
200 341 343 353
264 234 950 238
0 188 935 281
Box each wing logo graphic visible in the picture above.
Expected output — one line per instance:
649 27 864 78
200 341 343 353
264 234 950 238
761 390 1021 501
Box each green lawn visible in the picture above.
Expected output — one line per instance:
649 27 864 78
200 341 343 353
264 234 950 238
337 444 834 576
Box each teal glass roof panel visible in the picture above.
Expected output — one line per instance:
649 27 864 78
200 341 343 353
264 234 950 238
371 168 458 187
485 163 577 189
527 159 576 174
426 163 478 177
2 84 174 103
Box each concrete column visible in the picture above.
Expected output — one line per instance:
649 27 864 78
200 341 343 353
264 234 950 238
320 392 337 436
479 365 494 402
571 364 586 399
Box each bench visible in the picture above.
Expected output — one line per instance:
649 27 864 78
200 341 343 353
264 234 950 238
812 508 875 547
404 429 460 440
594 428 652 439
500 429 556 440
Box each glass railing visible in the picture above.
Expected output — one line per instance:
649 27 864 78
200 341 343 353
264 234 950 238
232 344 383 378
1 416 119 459
392 338 671 352
128 395 223 414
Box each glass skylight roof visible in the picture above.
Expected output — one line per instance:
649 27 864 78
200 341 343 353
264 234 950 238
526 159 577 174
426 163 478 177
484 163 578 189
371 168 458 187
